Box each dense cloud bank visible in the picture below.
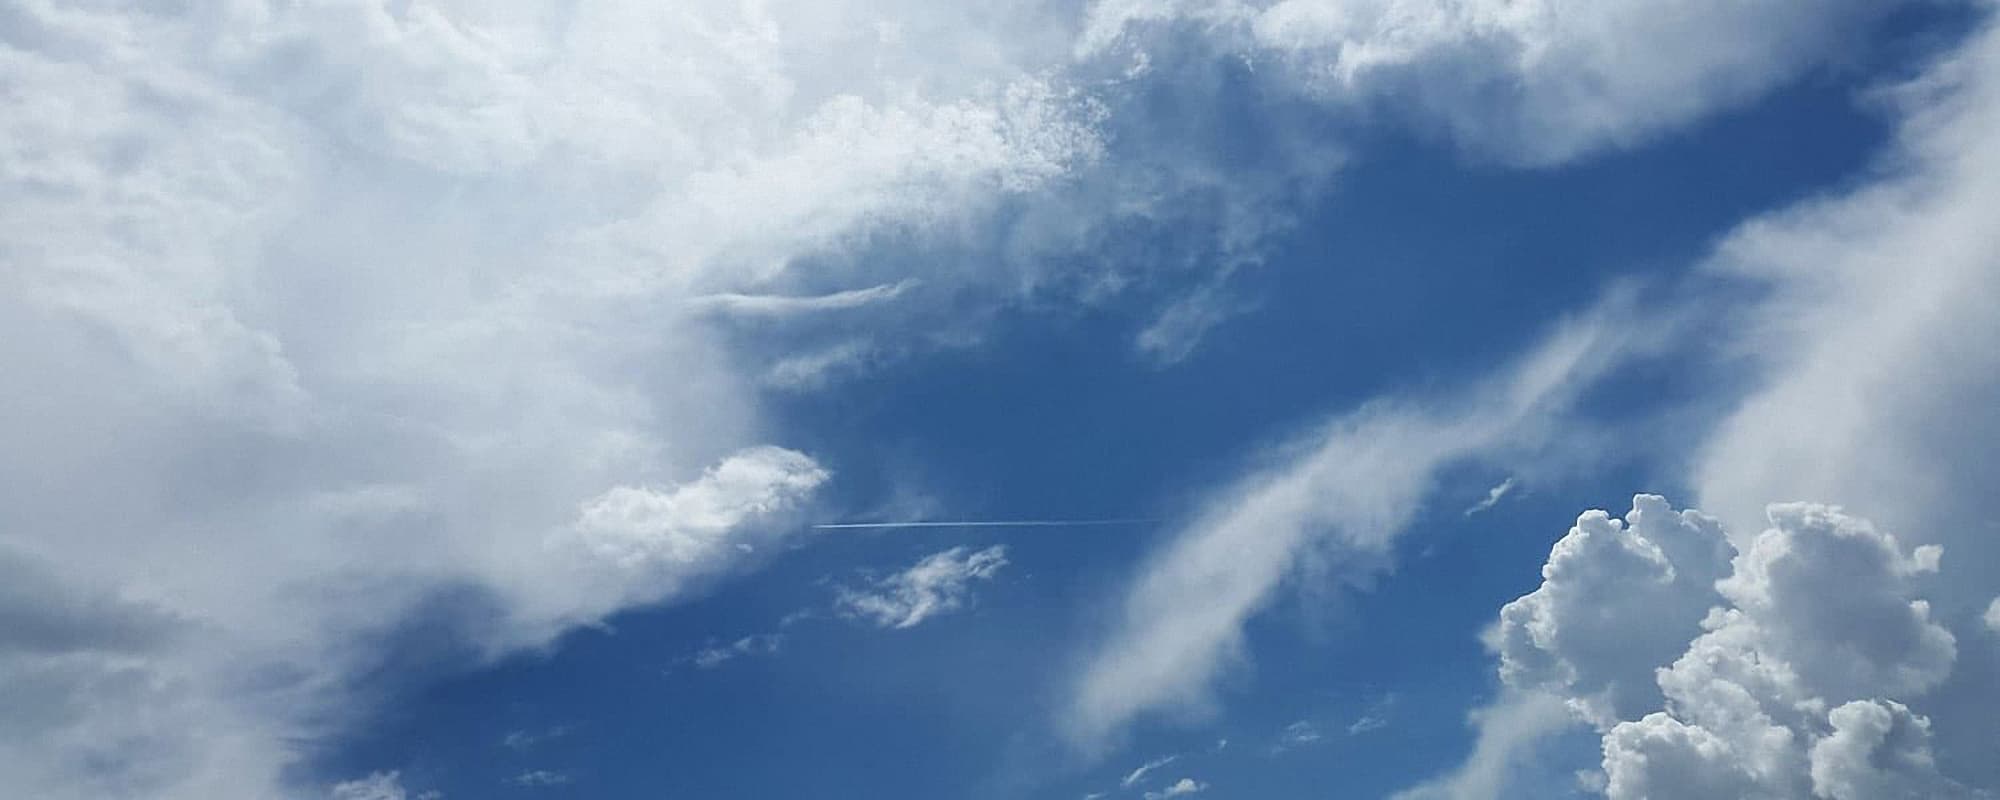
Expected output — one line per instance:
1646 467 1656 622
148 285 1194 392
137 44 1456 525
4 1 1995 798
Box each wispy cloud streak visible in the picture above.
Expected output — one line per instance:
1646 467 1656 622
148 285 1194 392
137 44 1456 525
688 281 920 317
1464 478 1517 516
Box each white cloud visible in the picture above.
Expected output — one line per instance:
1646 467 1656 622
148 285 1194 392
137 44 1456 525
1985 598 2000 635
1416 497 1978 800
1492 496 1734 727
1067 294 1662 746
1122 754 1181 788
1678 16 2000 787
507 770 571 788
1463 478 1516 516
687 281 920 318
1144 777 1209 799
1598 502 1963 799
759 340 883 391
1054 1 2000 784
563 447 826 568
9 2 1989 798
836 546 1011 629
1390 692 1574 800
1808 699 1958 800
1348 695 1396 735
331 772 410 800
1278 720 1324 749
501 727 570 752
1132 279 1254 366
689 634 786 670
1398 16 2000 797
1081 0 1903 164
1689 19 2000 572
0 2 1108 797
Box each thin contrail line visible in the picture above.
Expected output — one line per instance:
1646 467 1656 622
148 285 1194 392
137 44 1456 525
810 518 1155 530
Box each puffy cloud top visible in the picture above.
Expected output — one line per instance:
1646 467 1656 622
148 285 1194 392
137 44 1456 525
1495 495 1733 725
1496 496 1974 799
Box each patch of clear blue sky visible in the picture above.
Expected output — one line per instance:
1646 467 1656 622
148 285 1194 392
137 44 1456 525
307 8 1973 798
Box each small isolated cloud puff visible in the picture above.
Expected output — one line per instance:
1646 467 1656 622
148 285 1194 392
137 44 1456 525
837 546 1009 629
1278 720 1324 749
1493 496 1974 799
1144 778 1208 799
1345 693 1398 736
529 446 830 638
567 447 828 572
1463 478 1516 516
1986 598 2000 634
1348 715 1388 735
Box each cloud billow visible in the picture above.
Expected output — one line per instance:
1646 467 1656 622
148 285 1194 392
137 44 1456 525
0 2 1103 796
1459 496 1974 799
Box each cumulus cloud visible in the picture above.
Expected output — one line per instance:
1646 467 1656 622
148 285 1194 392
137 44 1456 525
1808 699 1960 800
836 546 1011 629
562 448 827 578
1597 501 1963 799
1492 495 1735 727
1986 598 2000 634
1420 496 1981 799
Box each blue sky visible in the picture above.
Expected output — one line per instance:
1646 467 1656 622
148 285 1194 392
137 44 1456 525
4 3 2000 800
